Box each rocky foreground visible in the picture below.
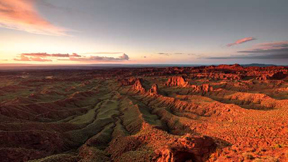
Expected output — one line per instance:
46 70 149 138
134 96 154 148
0 64 288 162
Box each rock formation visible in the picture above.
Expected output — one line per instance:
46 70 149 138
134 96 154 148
149 84 159 95
191 84 214 93
257 74 268 81
132 79 146 93
155 134 216 162
270 72 287 80
165 76 189 87
118 77 138 86
107 123 216 162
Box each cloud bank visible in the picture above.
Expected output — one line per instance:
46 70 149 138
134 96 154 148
208 41 288 60
0 0 68 36
227 37 256 47
14 52 129 62
158 53 195 56
84 52 125 55
69 54 129 62
14 53 80 62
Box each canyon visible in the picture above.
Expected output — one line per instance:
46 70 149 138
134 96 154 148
0 64 287 162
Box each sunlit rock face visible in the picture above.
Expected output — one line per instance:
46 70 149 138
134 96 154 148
149 84 159 95
165 76 189 87
132 78 146 93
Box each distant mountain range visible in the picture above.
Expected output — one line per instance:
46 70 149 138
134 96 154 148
241 63 279 67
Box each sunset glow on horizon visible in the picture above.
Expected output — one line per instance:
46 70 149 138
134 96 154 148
1 0 288 65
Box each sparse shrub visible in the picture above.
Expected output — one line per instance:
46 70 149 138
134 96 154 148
273 144 282 149
242 152 254 160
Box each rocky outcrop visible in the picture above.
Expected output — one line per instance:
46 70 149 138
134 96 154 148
118 77 138 86
257 74 268 81
165 76 213 93
107 123 216 162
270 72 287 80
165 76 189 87
132 79 146 93
155 134 216 162
191 84 214 93
149 84 159 95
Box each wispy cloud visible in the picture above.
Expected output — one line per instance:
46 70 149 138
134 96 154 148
0 0 69 36
14 52 130 62
14 53 80 62
14 54 52 62
208 41 288 59
158 53 195 56
69 54 130 62
36 0 77 14
21 53 81 57
83 52 125 55
227 37 256 47
158 53 171 56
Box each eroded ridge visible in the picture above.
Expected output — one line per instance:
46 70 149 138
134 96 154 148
0 65 287 162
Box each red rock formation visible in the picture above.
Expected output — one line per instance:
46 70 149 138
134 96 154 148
118 77 138 86
107 123 216 162
132 79 146 93
149 84 159 95
257 74 268 81
201 84 214 92
191 84 213 93
270 72 287 80
214 64 243 70
155 134 216 162
165 76 189 87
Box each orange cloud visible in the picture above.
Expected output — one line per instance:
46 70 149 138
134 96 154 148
0 0 68 36
14 54 52 62
227 37 256 47
22 53 75 57
13 53 81 62
13 53 129 62
69 54 130 62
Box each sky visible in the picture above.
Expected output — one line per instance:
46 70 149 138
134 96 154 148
0 0 288 65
